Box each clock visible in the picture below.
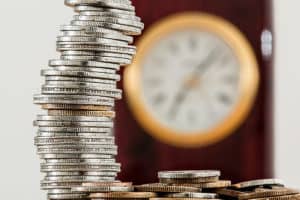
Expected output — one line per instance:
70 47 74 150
124 13 259 147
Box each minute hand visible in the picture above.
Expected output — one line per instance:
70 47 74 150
194 48 219 75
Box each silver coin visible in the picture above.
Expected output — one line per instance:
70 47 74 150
72 185 133 192
61 51 132 59
60 30 133 43
39 153 113 159
45 76 117 85
96 56 131 64
158 170 221 179
60 55 128 62
232 179 285 189
49 59 120 69
41 182 80 190
47 193 88 199
37 148 118 155
43 158 116 164
44 175 116 183
57 44 136 55
47 188 75 194
49 66 117 74
167 192 218 199
34 94 114 106
38 126 112 133
79 11 140 21
60 25 123 35
71 20 141 35
65 0 134 11
37 132 112 138
36 115 112 122
45 81 117 90
46 172 82 177
38 144 117 149
35 137 114 146
41 85 122 99
40 164 121 172
57 36 128 46
60 50 97 56
34 120 114 128
41 69 120 80
74 15 144 29
74 5 135 16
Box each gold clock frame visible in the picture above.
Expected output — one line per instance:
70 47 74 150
124 12 259 148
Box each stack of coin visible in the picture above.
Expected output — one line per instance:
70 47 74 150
71 182 157 200
33 0 143 200
135 170 229 200
216 179 300 200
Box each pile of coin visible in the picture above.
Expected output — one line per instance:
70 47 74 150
71 182 157 200
33 0 143 199
217 179 300 200
135 170 230 200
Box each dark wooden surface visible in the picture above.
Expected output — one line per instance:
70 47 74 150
115 0 274 184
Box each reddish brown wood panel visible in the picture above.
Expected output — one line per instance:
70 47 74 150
115 0 273 184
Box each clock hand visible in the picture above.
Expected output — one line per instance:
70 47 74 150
167 48 219 120
194 47 219 76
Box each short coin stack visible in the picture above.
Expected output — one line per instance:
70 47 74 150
217 179 300 200
135 170 230 200
33 0 143 199
72 182 157 200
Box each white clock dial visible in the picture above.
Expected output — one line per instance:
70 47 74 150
141 29 240 133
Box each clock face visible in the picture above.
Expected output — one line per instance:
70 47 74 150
141 30 240 133
124 13 259 147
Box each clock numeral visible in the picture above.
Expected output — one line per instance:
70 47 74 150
189 36 198 51
169 42 179 55
152 93 166 106
218 93 233 105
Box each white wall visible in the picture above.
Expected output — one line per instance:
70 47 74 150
274 1 300 187
0 1 298 199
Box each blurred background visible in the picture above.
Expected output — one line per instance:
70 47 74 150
0 0 298 199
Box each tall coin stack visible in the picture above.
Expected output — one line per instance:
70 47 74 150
33 0 143 199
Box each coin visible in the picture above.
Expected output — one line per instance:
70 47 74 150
36 115 111 122
232 179 285 189
158 170 221 179
72 185 134 192
150 198 222 200
49 59 120 69
41 104 112 111
33 120 113 128
166 192 218 199
40 153 114 159
79 11 140 21
35 137 114 145
90 192 157 198
48 110 116 118
41 69 121 80
135 183 199 193
74 5 135 16
216 187 299 200
65 0 134 11
170 180 231 189
82 182 132 187
48 193 88 199
74 15 144 28
38 126 112 133
159 176 220 184
34 94 115 106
